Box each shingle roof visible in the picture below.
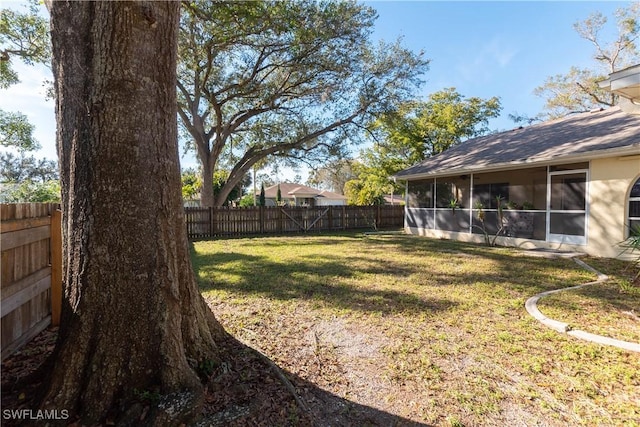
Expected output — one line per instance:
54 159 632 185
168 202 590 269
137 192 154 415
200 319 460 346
394 107 640 179
261 183 346 199
259 183 318 198
317 190 347 200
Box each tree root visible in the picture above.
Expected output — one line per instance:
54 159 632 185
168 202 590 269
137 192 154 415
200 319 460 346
254 345 319 427
238 329 319 427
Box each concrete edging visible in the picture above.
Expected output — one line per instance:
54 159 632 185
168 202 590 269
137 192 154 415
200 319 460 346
524 256 640 353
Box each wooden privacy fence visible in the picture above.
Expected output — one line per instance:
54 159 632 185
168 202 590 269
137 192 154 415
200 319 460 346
185 205 404 239
1 203 62 360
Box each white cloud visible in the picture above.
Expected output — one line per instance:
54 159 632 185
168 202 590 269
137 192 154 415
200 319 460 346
456 36 519 83
485 37 518 68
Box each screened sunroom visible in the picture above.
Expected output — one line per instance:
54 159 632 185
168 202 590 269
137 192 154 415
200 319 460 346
395 106 640 258
405 163 590 245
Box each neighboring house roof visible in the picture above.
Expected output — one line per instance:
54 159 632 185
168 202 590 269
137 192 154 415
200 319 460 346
288 185 321 197
260 183 346 200
260 183 315 198
384 194 404 205
394 106 640 180
317 190 347 200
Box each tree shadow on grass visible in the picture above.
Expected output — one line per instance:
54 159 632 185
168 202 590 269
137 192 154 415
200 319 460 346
364 234 598 293
192 250 458 316
192 233 598 317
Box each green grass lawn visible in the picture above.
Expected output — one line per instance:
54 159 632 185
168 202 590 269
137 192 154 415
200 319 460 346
192 232 640 427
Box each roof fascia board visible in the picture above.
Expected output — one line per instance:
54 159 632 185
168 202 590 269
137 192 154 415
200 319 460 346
599 64 640 86
394 144 640 181
610 74 640 91
288 192 319 197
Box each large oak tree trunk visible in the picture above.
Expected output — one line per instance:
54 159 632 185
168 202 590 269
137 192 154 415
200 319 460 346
200 155 215 208
43 2 225 424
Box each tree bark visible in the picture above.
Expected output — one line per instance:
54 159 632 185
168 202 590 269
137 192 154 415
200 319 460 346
44 2 224 424
200 153 215 209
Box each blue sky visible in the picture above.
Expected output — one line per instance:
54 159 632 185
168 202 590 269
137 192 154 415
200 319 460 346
1 1 633 179
366 1 632 130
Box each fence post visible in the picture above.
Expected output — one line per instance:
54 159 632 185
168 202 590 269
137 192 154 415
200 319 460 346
260 206 264 234
50 209 62 326
208 207 213 238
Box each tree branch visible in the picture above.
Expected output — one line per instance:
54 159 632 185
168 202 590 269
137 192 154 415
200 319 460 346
576 81 615 106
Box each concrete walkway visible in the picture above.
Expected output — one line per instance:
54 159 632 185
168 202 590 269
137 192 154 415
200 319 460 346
523 253 640 353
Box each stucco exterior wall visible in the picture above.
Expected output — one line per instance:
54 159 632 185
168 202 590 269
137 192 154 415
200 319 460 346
405 226 584 249
588 155 640 258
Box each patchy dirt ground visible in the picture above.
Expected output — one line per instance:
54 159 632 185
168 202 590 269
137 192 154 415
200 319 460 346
1 327 58 425
0 325 422 426
202 299 561 427
2 303 638 427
